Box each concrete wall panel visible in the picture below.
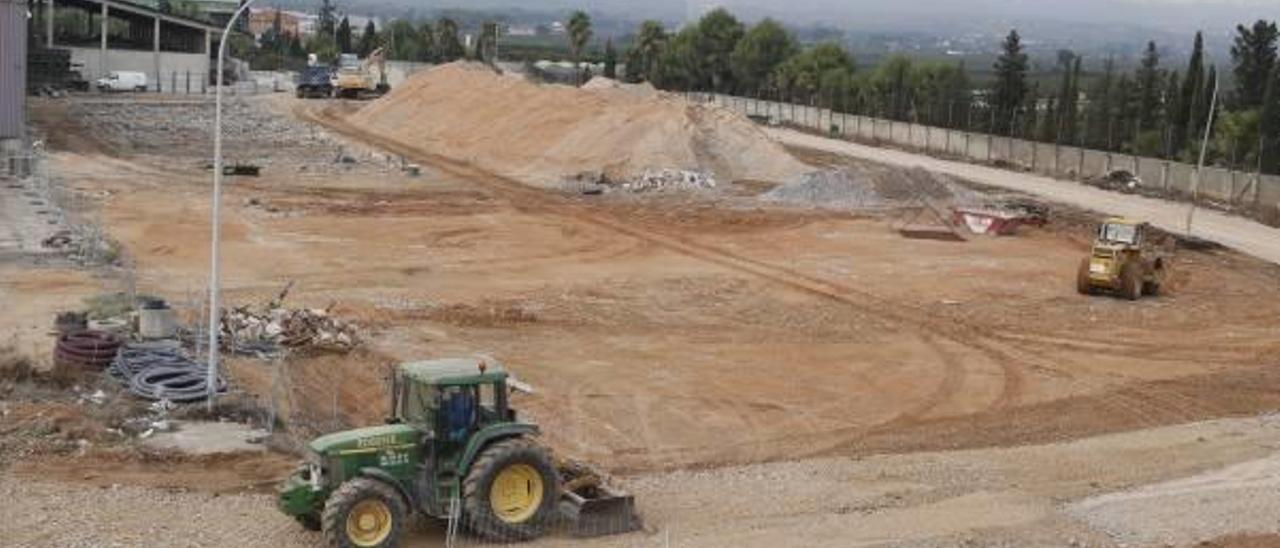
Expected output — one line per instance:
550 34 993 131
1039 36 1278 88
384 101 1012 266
1138 159 1165 192
1257 175 1280 207
1166 163 1195 194
1199 167 1233 201
926 126 947 152
1033 142 1056 174
1081 150 1108 179
907 124 927 149
1058 146 1083 178
947 131 968 156
969 135 991 162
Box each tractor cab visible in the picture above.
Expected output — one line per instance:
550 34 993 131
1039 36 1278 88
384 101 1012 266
391 358 514 442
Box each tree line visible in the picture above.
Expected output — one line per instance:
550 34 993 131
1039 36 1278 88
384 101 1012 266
251 2 1280 174
615 9 1280 175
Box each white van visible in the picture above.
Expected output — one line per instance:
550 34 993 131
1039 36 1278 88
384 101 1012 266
95 71 148 92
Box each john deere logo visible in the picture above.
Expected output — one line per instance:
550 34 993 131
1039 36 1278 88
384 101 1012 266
357 435 398 449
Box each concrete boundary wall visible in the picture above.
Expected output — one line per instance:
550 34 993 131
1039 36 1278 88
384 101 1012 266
701 92 1280 212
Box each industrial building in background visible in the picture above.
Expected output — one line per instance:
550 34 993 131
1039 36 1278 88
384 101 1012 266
27 0 223 93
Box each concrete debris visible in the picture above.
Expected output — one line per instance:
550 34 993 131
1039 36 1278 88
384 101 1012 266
621 168 717 193
221 285 359 354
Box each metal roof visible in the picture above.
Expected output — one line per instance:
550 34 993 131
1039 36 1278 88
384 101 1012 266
401 357 508 384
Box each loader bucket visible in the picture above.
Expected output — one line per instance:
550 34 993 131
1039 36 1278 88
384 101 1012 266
558 484 642 537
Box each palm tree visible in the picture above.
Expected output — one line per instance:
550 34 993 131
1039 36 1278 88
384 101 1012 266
568 10 593 85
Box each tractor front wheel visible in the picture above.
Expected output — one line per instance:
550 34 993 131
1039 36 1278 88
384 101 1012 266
322 477 407 548
462 437 558 542
1120 262 1143 301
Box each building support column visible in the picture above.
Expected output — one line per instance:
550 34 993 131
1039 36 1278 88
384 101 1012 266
204 29 212 91
99 1 108 79
45 0 55 48
153 15 161 92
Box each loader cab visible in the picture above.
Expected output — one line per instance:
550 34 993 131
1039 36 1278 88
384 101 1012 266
1097 219 1144 247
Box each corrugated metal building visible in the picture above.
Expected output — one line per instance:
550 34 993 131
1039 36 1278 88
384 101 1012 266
0 0 28 141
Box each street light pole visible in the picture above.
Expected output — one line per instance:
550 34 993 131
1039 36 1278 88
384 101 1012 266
1186 73 1220 236
207 0 258 411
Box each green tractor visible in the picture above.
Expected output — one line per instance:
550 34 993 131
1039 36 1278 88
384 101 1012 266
278 358 639 546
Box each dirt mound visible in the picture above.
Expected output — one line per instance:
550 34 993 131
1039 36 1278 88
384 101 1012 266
345 63 808 187
763 165 981 210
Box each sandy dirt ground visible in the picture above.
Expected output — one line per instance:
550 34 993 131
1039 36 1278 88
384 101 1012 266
3 93 1280 547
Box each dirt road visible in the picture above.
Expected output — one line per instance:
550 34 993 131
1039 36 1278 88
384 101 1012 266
769 128 1280 265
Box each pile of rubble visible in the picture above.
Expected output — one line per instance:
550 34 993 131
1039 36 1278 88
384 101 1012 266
220 286 359 354
560 168 718 195
621 168 717 193
763 166 983 211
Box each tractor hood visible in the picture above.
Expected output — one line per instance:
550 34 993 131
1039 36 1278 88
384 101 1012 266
308 424 421 456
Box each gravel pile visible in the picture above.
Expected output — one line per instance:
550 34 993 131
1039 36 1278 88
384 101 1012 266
762 168 887 209
763 165 983 211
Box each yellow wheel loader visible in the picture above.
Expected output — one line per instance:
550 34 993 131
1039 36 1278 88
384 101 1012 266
333 48 390 99
1077 218 1168 300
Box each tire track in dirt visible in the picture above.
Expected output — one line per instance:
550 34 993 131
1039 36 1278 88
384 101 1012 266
295 104 1074 458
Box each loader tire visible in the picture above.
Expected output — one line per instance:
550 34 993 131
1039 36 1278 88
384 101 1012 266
1143 267 1164 296
322 477 407 548
1120 262 1142 301
463 437 558 542
1076 258 1094 295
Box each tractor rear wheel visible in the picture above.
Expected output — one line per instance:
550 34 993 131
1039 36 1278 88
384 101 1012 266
322 477 407 548
1076 258 1094 295
462 437 558 542
1120 262 1143 301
